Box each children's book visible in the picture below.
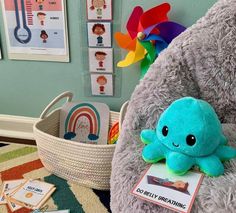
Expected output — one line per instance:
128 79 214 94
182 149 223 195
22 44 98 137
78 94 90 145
131 164 204 213
60 101 110 144
8 179 55 210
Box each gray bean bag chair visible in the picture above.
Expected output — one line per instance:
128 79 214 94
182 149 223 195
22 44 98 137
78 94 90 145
111 0 236 212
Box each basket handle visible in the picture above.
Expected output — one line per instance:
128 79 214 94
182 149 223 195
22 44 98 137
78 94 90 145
40 91 73 119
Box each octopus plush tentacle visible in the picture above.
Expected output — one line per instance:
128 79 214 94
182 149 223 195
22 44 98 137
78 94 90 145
140 129 156 144
142 142 164 163
196 155 224 176
215 145 236 161
220 135 228 145
166 152 195 175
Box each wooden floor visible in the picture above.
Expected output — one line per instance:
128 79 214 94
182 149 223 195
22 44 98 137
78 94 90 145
0 136 36 145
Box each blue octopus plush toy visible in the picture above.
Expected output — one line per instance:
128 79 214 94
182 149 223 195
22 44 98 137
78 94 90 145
141 97 236 176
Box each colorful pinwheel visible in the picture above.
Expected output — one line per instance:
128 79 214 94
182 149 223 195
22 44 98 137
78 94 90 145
115 3 186 78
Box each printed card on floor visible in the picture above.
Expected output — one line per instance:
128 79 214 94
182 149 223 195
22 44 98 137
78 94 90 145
0 179 26 204
86 0 112 20
91 74 113 96
4 187 23 212
87 22 111 47
36 210 70 213
89 48 113 73
9 179 55 209
131 164 204 213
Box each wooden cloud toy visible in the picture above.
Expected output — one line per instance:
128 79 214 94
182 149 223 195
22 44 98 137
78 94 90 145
115 3 186 78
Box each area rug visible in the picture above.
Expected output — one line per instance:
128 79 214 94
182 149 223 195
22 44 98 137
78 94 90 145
0 142 111 213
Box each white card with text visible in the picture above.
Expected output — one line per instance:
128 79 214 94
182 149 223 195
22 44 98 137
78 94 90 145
131 164 204 213
0 179 26 204
86 0 112 20
91 73 113 96
87 22 111 47
38 210 70 213
89 48 113 73
10 179 55 208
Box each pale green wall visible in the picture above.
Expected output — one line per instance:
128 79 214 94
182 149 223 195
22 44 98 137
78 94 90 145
0 0 216 117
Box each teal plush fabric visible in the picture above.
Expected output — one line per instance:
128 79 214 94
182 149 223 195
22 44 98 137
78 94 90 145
141 97 236 176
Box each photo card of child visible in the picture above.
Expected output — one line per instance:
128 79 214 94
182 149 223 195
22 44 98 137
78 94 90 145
91 73 113 96
86 0 112 20
89 48 113 73
87 22 111 47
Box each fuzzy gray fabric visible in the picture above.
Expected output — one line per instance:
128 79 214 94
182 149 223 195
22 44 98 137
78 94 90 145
111 0 236 212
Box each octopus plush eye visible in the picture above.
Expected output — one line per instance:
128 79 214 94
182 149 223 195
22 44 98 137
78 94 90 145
162 126 168 136
186 135 196 146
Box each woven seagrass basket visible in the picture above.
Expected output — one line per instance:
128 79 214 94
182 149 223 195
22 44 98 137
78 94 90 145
33 92 119 190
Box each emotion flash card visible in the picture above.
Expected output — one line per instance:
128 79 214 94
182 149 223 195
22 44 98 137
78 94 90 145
91 73 113 96
87 22 111 47
86 0 112 20
89 48 113 73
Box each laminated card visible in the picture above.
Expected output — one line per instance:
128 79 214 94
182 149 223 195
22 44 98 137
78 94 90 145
131 164 204 213
60 101 110 144
9 179 55 210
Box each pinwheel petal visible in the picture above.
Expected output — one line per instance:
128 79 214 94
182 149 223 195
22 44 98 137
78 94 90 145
117 41 145 67
126 6 144 39
156 21 186 44
138 40 157 78
139 3 171 32
139 40 156 63
143 34 168 54
141 55 151 78
115 32 137 51
143 25 160 38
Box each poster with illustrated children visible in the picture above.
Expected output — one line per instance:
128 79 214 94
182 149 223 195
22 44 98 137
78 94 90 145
89 48 113 73
91 73 113 96
87 22 111 47
86 0 112 20
1 0 69 62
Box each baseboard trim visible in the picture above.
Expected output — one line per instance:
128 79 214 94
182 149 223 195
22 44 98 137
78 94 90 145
0 136 36 145
0 114 38 140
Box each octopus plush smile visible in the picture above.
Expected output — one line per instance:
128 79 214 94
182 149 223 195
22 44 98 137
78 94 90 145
141 97 236 176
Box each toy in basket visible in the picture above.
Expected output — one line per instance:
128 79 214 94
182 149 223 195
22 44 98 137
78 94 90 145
33 91 120 190
60 101 110 144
